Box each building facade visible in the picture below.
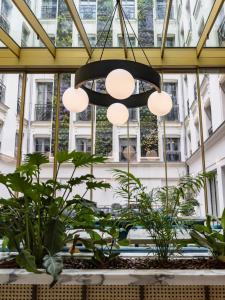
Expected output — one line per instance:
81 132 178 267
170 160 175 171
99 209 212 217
0 0 224 216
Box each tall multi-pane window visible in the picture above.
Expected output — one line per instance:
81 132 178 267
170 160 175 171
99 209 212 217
21 24 30 47
17 74 23 115
164 82 179 121
76 137 91 153
118 35 136 47
166 137 181 162
208 172 219 217
0 0 11 33
78 35 96 47
35 82 53 121
0 75 5 104
77 106 91 121
157 36 175 47
204 103 213 137
79 0 96 20
122 0 135 20
34 137 50 154
156 0 174 19
41 0 57 19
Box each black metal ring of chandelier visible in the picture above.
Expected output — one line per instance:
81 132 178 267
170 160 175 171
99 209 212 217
75 59 161 108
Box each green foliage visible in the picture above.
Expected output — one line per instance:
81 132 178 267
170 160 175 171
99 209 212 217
190 208 225 262
114 169 212 262
70 212 128 267
43 254 63 285
0 151 110 282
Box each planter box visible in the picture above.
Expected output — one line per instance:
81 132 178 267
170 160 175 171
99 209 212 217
1 269 225 285
1 269 225 299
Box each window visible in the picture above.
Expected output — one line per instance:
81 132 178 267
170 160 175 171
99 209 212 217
156 0 174 19
129 108 138 121
118 35 136 47
79 0 96 20
0 77 6 104
164 82 179 121
17 74 23 115
157 36 175 47
204 103 213 137
78 35 96 47
194 120 200 147
208 172 219 217
14 132 18 157
34 137 50 154
218 17 225 46
193 0 201 20
35 82 53 121
41 0 57 19
122 0 135 20
166 137 181 161
198 18 205 37
77 106 91 121
21 24 30 47
119 137 137 162
0 0 11 33
76 137 91 153
0 123 2 152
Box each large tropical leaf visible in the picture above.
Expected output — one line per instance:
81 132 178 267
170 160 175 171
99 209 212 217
23 153 49 166
71 152 107 168
86 180 111 190
43 254 63 283
16 250 39 273
44 219 66 255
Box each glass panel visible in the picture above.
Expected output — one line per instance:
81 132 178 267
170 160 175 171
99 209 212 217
204 3 225 47
22 74 55 160
0 0 45 47
166 0 216 47
0 73 20 197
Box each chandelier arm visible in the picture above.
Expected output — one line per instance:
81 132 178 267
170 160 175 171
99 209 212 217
99 2 118 61
85 2 118 65
121 5 152 67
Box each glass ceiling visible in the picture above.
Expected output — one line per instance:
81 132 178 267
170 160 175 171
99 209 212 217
0 0 223 51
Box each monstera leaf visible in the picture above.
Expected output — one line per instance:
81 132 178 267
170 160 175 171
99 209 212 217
44 219 66 255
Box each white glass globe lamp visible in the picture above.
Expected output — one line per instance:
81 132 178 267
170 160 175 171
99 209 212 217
107 103 129 126
62 87 89 113
147 91 173 116
105 69 135 100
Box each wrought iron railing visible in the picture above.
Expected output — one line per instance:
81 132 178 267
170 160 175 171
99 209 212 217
35 103 52 121
41 4 57 19
0 13 10 33
0 79 6 104
166 151 181 162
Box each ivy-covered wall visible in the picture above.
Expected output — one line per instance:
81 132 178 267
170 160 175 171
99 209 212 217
138 0 154 47
140 107 158 157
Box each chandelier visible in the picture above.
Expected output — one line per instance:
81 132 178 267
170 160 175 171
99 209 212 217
62 0 173 125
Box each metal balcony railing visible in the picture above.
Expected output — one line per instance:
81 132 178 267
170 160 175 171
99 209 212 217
165 104 179 121
0 79 6 104
0 13 10 33
41 4 57 19
35 103 52 121
166 151 181 162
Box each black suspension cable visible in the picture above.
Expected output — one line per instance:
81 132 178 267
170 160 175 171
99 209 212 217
85 2 118 65
121 5 152 67
99 2 118 61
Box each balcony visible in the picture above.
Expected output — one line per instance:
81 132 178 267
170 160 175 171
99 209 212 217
41 4 57 19
35 103 52 121
165 104 179 121
0 80 6 104
166 151 181 162
0 13 10 33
